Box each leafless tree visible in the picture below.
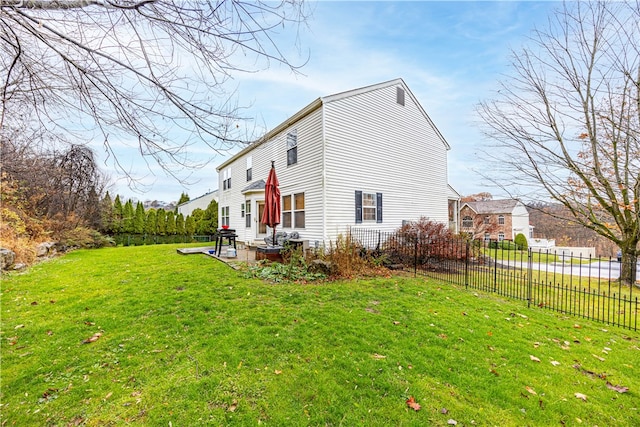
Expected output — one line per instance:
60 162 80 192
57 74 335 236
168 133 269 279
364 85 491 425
3 134 108 229
1 0 309 183
477 1 640 285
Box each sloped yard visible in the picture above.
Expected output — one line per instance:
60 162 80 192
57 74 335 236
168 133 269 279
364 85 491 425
1 244 638 426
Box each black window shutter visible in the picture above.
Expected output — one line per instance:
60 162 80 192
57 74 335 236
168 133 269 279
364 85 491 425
355 191 362 224
376 193 383 223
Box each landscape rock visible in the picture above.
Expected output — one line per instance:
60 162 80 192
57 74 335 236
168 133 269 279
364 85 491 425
36 242 57 258
308 259 334 276
0 248 16 271
13 263 27 271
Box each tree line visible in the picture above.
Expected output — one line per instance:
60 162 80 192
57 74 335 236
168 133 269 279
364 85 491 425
100 193 218 240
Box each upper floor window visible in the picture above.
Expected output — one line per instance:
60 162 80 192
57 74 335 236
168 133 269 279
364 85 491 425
222 168 231 190
287 130 298 166
498 215 505 225
484 216 490 224
462 216 473 228
246 156 252 182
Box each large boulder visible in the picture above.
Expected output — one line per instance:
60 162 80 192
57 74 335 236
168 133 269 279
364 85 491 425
0 248 16 271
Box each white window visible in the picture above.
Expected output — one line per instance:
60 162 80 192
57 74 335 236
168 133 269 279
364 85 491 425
221 206 229 226
287 130 297 166
362 193 377 222
498 232 505 242
245 201 251 228
462 216 473 228
484 233 490 242
484 216 490 224
355 191 382 224
498 215 505 225
222 168 231 190
246 156 252 182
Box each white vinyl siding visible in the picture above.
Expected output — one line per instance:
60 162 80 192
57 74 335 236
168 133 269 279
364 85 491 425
323 83 449 241
217 79 452 246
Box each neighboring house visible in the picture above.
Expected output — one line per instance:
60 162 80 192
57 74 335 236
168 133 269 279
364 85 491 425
216 78 458 247
459 199 532 242
176 190 218 217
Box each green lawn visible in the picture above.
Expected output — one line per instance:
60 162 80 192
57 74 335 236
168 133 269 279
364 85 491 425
2 244 639 426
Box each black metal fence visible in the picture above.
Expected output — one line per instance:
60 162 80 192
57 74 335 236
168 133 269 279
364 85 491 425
350 228 638 331
112 234 214 246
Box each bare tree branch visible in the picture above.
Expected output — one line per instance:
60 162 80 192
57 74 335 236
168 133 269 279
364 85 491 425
477 1 640 285
0 0 310 183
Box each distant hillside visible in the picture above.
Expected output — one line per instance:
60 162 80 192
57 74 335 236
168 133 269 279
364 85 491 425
527 203 618 257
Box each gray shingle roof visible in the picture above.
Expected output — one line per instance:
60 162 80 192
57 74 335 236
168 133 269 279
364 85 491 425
463 199 519 214
241 179 265 193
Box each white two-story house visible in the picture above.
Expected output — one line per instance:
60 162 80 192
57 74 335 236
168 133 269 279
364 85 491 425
216 78 458 247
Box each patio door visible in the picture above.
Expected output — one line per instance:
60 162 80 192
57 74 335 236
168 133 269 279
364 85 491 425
257 201 267 238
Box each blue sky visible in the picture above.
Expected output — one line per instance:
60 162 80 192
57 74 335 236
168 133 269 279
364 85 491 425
110 1 560 203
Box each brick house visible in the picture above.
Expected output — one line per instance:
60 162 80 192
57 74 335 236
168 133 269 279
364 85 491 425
459 199 532 242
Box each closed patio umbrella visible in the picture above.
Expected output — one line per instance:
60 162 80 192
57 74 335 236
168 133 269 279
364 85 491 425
261 161 281 246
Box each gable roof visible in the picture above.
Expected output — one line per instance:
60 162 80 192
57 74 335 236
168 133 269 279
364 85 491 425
461 199 520 215
218 78 450 170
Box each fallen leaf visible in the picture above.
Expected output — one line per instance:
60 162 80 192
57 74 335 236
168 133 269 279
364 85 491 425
372 353 386 360
82 332 103 344
14 324 25 330
228 400 238 412
550 360 561 366
533 342 540 348
490 369 499 376
525 386 537 395
274 370 282 375
605 382 629 393
438 334 448 339
440 408 449 414
573 324 582 329
529 355 541 363
31 301 38 305
487 331 493 336
447 419 458 425
592 354 605 362
104 392 113 400
406 396 421 411
575 392 588 401
393 321 401 325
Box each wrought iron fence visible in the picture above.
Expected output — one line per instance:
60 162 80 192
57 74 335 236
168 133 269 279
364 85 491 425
350 228 638 331
112 234 214 246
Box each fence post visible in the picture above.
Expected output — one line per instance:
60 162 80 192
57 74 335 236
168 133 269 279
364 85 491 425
414 239 418 277
527 248 533 308
493 241 498 292
465 240 470 288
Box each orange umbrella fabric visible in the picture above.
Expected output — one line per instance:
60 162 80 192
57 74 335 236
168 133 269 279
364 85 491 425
261 162 281 245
